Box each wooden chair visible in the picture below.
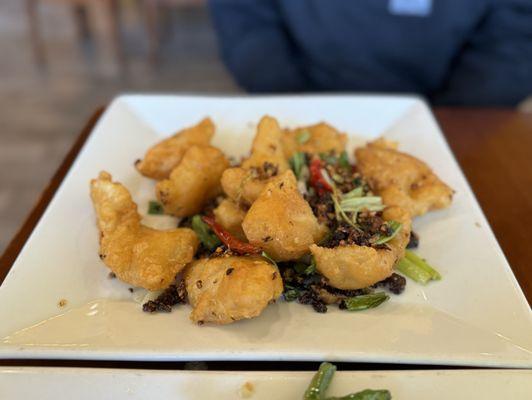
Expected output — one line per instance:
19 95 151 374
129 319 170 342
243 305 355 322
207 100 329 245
25 0 125 70
143 0 205 66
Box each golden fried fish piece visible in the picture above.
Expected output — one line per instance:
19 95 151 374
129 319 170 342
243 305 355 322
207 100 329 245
310 206 411 290
185 256 283 325
90 172 199 290
282 122 348 158
355 138 453 217
155 145 229 217
242 170 327 261
213 198 247 240
221 116 289 205
135 117 215 180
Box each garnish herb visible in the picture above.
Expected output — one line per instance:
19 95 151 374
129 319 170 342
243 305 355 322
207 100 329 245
261 251 278 267
283 287 300 302
340 292 390 311
191 215 221 251
147 200 164 215
374 221 402 245
396 250 441 284
338 151 350 169
294 257 317 275
342 186 364 199
297 129 311 144
290 152 306 179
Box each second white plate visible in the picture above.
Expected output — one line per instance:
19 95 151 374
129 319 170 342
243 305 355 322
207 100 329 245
1 368 531 399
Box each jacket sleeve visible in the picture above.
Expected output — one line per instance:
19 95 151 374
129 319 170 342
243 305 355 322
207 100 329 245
208 0 309 92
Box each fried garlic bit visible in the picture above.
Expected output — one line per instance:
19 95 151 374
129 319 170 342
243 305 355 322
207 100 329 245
155 145 229 217
242 170 327 261
135 117 214 180
213 198 247 240
355 138 453 217
185 256 283 325
221 116 289 206
90 172 199 290
281 122 347 158
311 206 411 290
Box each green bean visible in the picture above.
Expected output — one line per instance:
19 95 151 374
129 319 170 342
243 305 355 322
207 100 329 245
191 215 221 251
341 292 389 311
304 362 337 400
326 389 392 400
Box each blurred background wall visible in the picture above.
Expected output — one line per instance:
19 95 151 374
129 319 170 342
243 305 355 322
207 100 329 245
0 0 238 253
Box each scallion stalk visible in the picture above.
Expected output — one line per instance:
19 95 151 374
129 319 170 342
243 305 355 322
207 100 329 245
405 250 441 280
396 257 432 284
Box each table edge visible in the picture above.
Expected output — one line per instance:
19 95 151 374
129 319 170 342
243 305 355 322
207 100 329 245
0 107 105 285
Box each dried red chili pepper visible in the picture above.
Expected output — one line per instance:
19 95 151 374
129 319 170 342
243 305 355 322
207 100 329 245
202 216 261 255
309 158 333 195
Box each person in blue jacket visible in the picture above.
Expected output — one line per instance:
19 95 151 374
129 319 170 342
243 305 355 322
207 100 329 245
208 0 532 105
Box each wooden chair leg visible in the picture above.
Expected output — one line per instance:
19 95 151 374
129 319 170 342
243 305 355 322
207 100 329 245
72 4 91 43
144 0 160 66
107 0 126 72
25 0 46 68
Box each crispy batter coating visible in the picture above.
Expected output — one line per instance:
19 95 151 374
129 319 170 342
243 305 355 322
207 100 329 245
311 206 411 290
185 256 283 324
355 138 453 217
221 116 289 205
213 198 247 240
282 122 348 158
155 145 229 217
90 172 199 290
242 170 327 261
135 118 215 180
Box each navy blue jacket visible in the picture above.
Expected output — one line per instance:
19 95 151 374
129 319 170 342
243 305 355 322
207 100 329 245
209 0 532 105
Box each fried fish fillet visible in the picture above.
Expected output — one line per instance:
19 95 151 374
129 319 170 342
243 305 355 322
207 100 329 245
213 198 247 240
242 170 327 261
185 256 283 324
281 122 348 158
135 117 215 180
355 138 453 217
155 145 229 217
310 206 411 290
221 116 289 205
90 172 199 290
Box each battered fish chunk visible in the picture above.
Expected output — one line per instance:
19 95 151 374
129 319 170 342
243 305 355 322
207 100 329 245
135 117 215 180
311 206 411 290
355 138 453 217
221 116 289 205
155 145 229 217
282 122 348 158
185 256 283 324
242 170 327 261
90 172 199 290
213 198 247 240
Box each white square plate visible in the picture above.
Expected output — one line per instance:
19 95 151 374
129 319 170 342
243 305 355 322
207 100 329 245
1 367 531 399
0 95 530 366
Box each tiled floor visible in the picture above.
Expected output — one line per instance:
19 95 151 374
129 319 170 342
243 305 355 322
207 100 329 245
0 0 238 253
